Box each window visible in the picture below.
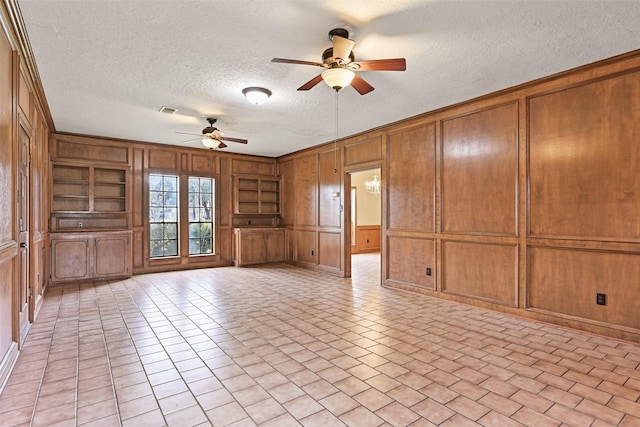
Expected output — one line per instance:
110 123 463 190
188 177 214 255
149 174 179 258
148 174 216 259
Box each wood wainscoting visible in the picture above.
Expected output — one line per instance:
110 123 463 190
353 225 381 254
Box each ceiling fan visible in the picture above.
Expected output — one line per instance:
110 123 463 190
272 28 406 95
177 118 248 149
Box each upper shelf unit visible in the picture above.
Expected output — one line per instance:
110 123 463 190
52 164 127 213
234 175 280 215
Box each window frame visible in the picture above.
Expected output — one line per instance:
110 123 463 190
148 173 180 259
187 176 215 256
146 170 218 263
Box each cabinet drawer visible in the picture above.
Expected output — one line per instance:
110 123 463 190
51 215 128 231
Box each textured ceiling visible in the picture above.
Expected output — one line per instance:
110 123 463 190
17 0 640 157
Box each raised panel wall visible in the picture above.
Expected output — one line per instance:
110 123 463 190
387 236 435 290
354 226 380 254
279 160 295 226
54 137 129 164
318 232 341 270
148 149 178 170
319 150 341 228
0 31 12 245
528 247 640 329
0 259 13 365
387 123 436 232
344 135 382 166
296 230 316 265
441 103 518 235
232 158 275 176
190 152 215 175
529 70 640 240
295 155 317 227
442 240 518 306
0 22 15 375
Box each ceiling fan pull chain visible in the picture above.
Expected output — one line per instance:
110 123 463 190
333 89 338 173
334 89 339 173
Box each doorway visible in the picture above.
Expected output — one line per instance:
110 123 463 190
17 124 30 340
347 169 381 281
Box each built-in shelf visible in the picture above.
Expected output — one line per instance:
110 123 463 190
234 175 280 215
52 164 127 213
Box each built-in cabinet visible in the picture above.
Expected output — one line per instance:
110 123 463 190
50 231 132 283
234 228 285 266
50 159 132 283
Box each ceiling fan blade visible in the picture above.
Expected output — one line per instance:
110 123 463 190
332 35 355 63
297 74 324 91
271 58 324 67
351 74 375 95
355 58 406 71
175 131 201 136
220 136 248 144
181 138 200 144
217 142 228 149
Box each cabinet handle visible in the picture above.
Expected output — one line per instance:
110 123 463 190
19 242 27 248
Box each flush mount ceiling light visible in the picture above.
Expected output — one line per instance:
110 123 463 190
321 68 355 91
242 87 272 105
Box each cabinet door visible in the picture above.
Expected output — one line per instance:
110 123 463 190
95 235 131 278
51 237 92 282
265 230 285 263
238 231 266 265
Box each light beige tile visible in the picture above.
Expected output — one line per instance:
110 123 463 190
4 255 640 427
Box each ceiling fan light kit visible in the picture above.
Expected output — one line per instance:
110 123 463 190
321 68 355 91
242 87 272 105
201 137 222 149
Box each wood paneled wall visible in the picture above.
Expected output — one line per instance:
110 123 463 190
0 13 16 380
353 225 380 254
278 50 640 342
0 2 52 391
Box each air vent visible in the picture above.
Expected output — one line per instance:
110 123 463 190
159 106 178 115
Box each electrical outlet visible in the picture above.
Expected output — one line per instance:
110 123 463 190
596 293 606 305
426 267 432 276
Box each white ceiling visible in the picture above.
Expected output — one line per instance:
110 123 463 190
18 0 640 157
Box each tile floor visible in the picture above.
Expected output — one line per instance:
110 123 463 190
1 253 640 426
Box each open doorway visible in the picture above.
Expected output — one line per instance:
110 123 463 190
347 169 381 281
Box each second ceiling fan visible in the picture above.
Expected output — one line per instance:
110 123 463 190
177 118 247 149
272 28 406 95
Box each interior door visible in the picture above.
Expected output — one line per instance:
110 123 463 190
17 125 30 339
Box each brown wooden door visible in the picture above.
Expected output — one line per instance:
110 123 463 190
238 231 266 265
95 234 130 278
51 237 91 283
17 126 30 338
265 230 285 263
